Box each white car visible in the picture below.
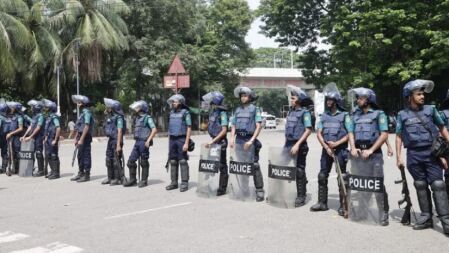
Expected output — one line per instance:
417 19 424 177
264 116 277 129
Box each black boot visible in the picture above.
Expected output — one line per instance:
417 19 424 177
166 160 179 190
77 171 90 182
44 155 50 178
124 160 137 187
110 159 121 186
431 180 449 234
48 156 60 180
445 174 449 203
311 173 329 211
295 168 308 207
377 191 389 226
138 160 149 188
71 170 83 181
102 159 113 185
0 160 7 174
179 160 189 192
13 158 19 174
413 180 433 230
217 173 229 196
253 163 265 202
33 151 45 177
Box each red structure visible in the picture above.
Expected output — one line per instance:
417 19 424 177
164 54 190 93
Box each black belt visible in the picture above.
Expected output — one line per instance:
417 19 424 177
236 132 252 137
355 143 381 153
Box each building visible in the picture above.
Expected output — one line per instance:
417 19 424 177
238 67 315 97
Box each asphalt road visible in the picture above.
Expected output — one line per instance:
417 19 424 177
1 128 449 253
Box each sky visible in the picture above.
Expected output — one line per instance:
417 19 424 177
245 0 280 49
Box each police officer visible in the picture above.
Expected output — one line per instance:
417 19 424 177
124 100 157 188
166 94 192 192
284 85 312 207
203 91 229 196
102 98 127 186
348 88 389 226
22 107 32 126
311 86 349 214
439 89 449 201
21 100 45 177
229 86 265 202
396 80 449 234
71 95 94 183
42 99 61 180
5 102 26 174
0 103 10 174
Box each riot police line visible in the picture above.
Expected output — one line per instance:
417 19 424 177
1 80 449 236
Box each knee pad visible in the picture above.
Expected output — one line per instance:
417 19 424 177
127 160 137 169
431 180 446 191
414 180 428 190
170 159 178 167
35 151 44 159
179 159 188 167
318 172 328 185
50 154 58 161
297 168 306 178
141 159 149 167
106 158 113 167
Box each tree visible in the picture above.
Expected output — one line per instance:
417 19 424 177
259 0 449 110
46 0 130 82
0 0 32 82
251 47 299 68
118 0 254 128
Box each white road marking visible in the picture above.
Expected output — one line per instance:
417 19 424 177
10 242 83 253
104 202 193 219
0 231 29 244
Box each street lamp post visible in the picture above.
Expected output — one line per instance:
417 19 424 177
56 38 80 118
75 39 80 118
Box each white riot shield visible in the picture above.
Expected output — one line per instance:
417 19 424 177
348 155 385 225
267 146 297 208
228 143 256 201
196 144 222 198
19 140 35 177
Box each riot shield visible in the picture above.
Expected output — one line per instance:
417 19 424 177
228 143 256 201
267 146 297 208
348 155 385 225
196 144 221 198
18 140 35 177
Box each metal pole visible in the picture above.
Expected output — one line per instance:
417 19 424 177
198 85 201 131
56 64 61 116
175 73 178 94
75 41 80 118
273 52 276 68
290 49 293 69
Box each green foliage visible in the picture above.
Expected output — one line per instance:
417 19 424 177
251 47 299 68
259 0 449 109
0 0 253 128
255 89 286 117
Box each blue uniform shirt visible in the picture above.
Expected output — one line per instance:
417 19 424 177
347 108 388 133
396 106 443 134
317 110 348 129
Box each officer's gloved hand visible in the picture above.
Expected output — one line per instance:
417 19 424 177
351 148 361 158
243 140 253 151
396 158 405 170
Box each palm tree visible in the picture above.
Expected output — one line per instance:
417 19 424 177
20 1 62 94
0 0 33 81
45 0 130 82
